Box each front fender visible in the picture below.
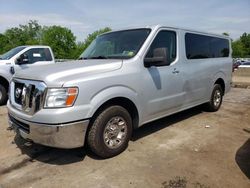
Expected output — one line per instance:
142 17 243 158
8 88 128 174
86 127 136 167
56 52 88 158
0 69 12 83
87 85 141 119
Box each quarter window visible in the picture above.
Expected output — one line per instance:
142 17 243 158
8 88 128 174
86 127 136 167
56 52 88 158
146 30 176 64
185 33 229 59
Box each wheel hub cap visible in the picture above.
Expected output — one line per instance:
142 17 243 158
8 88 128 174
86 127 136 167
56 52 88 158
213 90 221 107
103 116 127 149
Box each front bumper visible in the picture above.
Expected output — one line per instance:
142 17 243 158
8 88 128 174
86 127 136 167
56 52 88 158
8 113 89 149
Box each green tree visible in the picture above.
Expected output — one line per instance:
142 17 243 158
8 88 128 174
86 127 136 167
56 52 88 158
4 27 26 50
231 32 250 58
41 26 77 59
240 32 250 56
232 40 246 57
1 20 42 53
222 32 229 36
0 34 8 54
75 27 111 58
19 20 42 44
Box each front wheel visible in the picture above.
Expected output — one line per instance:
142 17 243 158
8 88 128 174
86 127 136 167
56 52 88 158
204 84 223 112
0 84 8 105
87 105 132 158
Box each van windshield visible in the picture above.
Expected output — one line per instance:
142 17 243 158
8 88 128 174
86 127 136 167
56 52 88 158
0 46 26 60
80 29 151 60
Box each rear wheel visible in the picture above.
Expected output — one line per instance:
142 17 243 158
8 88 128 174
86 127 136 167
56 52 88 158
204 84 223 112
0 84 8 105
87 105 132 158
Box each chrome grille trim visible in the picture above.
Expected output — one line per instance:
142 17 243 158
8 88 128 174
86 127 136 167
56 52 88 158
10 78 47 115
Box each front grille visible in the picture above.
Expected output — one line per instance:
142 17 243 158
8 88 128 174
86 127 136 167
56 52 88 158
11 79 47 115
9 114 30 133
28 85 35 108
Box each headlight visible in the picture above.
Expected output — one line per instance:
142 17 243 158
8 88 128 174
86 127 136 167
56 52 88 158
44 87 78 108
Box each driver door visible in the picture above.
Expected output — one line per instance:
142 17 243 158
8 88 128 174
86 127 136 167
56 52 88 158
15 48 53 71
141 30 186 122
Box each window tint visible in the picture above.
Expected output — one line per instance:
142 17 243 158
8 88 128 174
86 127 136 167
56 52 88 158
185 33 229 59
23 48 52 64
146 30 176 64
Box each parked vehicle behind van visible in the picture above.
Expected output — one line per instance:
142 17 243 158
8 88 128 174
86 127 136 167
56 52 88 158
239 61 250 68
8 25 232 158
0 46 55 105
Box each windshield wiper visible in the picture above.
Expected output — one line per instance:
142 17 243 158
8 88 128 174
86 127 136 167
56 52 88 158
85 56 108 59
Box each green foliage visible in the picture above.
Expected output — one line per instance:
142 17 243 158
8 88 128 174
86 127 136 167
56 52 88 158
42 26 77 59
75 27 111 58
2 20 42 52
0 34 8 54
232 40 246 57
240 32 250 56
232 32 250 58
222 32 229 36
0 20 111 59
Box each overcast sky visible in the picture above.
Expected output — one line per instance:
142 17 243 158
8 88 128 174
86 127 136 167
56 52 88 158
0 0 249 41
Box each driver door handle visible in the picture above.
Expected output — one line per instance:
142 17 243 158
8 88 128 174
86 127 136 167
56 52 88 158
172 68 180 74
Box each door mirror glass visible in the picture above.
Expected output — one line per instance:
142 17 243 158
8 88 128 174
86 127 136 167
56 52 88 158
144 48 170 67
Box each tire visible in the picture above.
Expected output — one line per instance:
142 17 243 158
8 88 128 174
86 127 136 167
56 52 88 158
0 84 8 105
204 84 223 112
87 105 132 158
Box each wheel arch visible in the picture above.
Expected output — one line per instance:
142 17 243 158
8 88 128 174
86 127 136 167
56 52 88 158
214 78 225 95
212 71 226 95
0 75 9 91
90 97 139 130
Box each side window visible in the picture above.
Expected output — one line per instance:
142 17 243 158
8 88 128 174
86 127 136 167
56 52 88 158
146 30 176 64
185 34 210 59
210 37 229 57
23 48 52 64
185 33 229 59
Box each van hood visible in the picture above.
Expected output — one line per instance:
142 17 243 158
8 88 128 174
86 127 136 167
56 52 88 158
14 60 123 87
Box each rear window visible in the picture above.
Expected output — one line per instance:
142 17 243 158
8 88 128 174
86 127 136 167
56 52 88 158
185 33 229 59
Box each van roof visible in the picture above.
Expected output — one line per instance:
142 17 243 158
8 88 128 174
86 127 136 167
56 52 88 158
100 25 230 39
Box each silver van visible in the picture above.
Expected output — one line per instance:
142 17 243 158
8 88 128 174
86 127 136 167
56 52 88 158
7 25 232 158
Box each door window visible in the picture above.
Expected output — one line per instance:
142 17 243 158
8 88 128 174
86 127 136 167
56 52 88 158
22 48 52 64
146 30 176 64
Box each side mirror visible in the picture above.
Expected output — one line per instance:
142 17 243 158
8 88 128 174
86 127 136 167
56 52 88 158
16 54 29 64
144 48 170 68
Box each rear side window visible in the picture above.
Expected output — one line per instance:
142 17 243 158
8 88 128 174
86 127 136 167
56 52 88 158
185 33 229 59
23 48 52 64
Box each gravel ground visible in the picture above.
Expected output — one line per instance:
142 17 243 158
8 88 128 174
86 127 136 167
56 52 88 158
0 88 249 188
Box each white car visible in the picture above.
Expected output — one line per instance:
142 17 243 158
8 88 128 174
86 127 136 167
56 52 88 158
0 45 55 105
239 62 250 68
